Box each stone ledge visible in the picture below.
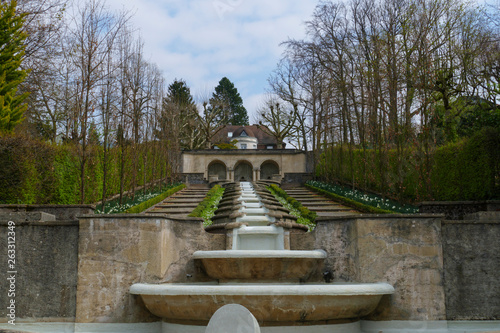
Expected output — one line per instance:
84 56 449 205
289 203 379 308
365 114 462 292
0 219 78 226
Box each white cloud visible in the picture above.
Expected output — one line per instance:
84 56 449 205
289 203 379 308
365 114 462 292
103 0 318 114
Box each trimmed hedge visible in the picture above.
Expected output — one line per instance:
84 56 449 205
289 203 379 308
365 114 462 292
269 184 317 222
125 184 185 214
305 184 394 214
316 127 500 202
0 135 177 204
188 185 224 218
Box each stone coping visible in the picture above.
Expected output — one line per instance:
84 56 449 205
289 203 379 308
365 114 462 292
442 220 500 224
182 149 306 155
192 249 327 259
79 214 204 223
315 213 445 222
0 220 78 226
0 204 96 209
130 282 395 296
418 200 500 206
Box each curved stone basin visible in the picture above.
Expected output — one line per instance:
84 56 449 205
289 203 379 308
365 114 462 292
129 282 395 325
193 250 327 281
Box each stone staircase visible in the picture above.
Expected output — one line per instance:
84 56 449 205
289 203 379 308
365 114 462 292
146 185 209 218
285 186 360 217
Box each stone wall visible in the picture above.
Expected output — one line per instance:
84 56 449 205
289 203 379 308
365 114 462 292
75 215 225 323
418 200 500 220
293 215 447 321
442 214 500 320
0 218 79 320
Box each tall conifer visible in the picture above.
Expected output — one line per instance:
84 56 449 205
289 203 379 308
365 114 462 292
210 77 249 126
0 0 29 134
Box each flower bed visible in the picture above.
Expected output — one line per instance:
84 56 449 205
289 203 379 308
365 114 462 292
94 183 183 214
188 185 225 226
307 180 418 214
268 184 317 231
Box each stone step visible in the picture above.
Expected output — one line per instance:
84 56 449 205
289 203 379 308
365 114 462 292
149 208 194 214
155 201 199 207
305 206 353 212
165 198 206 203
171 195 207 199
316 211 359 217
295 201 337 206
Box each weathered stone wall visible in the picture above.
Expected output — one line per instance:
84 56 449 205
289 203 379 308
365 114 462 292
298 215 447 321
182 173 205 184
0 204 95 220
418 200 500 220
0 219 79 320
75 215 225 323
442 216 500 320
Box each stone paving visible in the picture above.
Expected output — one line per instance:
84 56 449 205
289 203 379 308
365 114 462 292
146 185 209 218
286 186 360 217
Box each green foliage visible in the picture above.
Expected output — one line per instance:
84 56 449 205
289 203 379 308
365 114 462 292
0 0 29 134
188 185 225 226
0 135 177 204
431 127 500 200
211 77 249 126
125 184 185 214
268 184 317 228
215 139 238 149
317 129 500 202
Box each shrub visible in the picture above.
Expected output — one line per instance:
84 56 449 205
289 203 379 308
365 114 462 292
268 184 317 229
189 185 225 226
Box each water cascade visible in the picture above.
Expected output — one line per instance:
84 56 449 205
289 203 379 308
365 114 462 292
130 181 394 329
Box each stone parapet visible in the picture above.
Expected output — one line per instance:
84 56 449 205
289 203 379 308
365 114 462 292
418 200 500 220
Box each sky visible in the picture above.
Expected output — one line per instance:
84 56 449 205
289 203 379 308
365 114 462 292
103 0 319 122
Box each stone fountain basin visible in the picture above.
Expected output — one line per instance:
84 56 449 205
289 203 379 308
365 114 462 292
193 250 327 281
129 282 395 325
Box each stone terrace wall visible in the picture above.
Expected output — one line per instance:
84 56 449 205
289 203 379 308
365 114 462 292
0 204 95 221
0 217 79 320
75 215 225 323
418 201 500 220
292 215 447 321
442 214 500 320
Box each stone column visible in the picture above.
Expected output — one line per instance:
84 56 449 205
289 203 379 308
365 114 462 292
228 167 234 182
254 167 260 181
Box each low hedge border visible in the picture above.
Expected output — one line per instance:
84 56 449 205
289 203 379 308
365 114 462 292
188 185 224 219
305 184 393 214
269 184 317 222
125 184 186 214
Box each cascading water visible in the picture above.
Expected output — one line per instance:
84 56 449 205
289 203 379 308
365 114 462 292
130 181 395 331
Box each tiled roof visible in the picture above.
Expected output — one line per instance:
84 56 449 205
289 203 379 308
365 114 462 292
212 125 277 145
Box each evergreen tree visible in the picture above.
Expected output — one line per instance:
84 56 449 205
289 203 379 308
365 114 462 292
0 0 29 134
210 77 249 126
159 79 203 149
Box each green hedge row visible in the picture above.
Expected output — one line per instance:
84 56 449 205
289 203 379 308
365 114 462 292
317 127 500 202
125 184 185 214
0 135 176 204
305 184 393 214
188 185 224 218
269 184 317 222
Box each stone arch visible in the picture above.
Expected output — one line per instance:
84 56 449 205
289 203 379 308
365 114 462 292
234 160 253 182
208 160 227 181
260 160 280 180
